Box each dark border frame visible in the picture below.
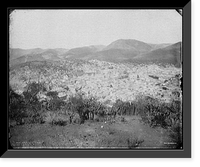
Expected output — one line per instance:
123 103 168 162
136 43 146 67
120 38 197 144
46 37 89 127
3 2 191 158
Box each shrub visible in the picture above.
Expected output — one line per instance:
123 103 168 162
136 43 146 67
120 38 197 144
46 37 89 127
9 82 49 125
46 91 58 99
23 82 45 101
24 107 45 124
66 94 108 124
165 99 182 127
51 114 68 126
120 117 126 122
135 96 182 128
136 96 169 127
42 111 69 126
67 94 85 124
9 86 26 124
112 99 136 116
127 138 144 149
52 120 67 126
47 98 66 111
22 82 46 124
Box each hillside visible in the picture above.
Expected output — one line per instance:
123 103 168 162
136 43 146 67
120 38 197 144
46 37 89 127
62 45 105 60
9 39 181 67
132 42 182 67
9 48 44 60
81 40 181 66
9 48 68 67
83 49 139 63
103 39 152 53
147 43 171 50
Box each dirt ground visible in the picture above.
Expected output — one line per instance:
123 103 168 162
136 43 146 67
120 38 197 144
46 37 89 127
9 115 176 149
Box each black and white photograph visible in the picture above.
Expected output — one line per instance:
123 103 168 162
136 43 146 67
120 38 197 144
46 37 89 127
8 9 183 150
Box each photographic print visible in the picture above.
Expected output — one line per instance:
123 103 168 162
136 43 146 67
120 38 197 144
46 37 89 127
8 9 183 151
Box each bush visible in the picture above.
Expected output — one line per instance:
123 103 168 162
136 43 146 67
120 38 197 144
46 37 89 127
165 99 182 127
135 96 182 128
41 111 69 126
66 94 85 124
9 82 48 125
135 96 168 127
65 94 110 124
9 86 26 124
46 91 58 99
23 82 46 101
112 99 136 116
47 98 66 111
66 95 98 124
69 94 182 130
23 107 45 124
22 82 46 124
127 137 144 149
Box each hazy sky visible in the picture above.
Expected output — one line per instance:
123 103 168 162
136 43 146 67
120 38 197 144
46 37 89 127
9 9 182 49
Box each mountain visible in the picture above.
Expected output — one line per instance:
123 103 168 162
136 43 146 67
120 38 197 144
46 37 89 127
9 48 69 67
148 43 171 50
90 45 106 52
9 48 44 60
83 48 139 63
103 39 153 53
132 42 182 67
62 45 105 59
81 39 181 66
9 45 104 67
81 39 154 63
10 48 68 60
9 39 181 68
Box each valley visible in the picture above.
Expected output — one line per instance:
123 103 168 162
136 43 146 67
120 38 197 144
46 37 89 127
8 39 182 149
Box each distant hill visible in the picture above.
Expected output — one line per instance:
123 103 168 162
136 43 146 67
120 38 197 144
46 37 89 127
9 48 68 67
83 48 139 63
148 43 171 50
103 39 152 53
62 45 105 59
9 39 182 68
132 42 182 67
81 39 154 63
9 48 44 60
81 39 181 67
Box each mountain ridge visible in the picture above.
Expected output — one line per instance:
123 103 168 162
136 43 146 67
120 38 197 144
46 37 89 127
10 39 182 68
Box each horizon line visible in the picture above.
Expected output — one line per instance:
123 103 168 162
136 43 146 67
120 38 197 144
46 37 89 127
9 38 182 50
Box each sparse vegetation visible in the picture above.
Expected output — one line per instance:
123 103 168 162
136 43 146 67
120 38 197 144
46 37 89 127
9 84 182 131
112 99 136 116
9 56 182 149
9 86 26 124
135 96 182 128
127 137 144 149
